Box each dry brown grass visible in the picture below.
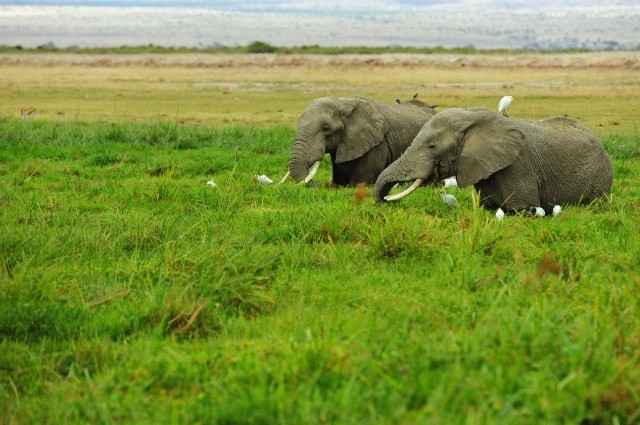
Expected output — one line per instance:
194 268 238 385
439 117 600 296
1 52 639 134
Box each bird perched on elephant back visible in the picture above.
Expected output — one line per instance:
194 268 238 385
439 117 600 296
280 95 437 186
375 107 613 214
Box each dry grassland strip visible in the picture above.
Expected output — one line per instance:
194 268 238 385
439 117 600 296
1 52 639 134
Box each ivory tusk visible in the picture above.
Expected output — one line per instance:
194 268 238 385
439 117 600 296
302 161 321 184
383 179 424 201
277 170 290 185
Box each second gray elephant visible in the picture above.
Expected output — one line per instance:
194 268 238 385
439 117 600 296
375 108 613 213
282 95 436 186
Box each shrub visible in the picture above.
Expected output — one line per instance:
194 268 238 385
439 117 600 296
246 40 278 53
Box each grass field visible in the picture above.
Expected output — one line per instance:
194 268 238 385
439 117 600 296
1 52 640 424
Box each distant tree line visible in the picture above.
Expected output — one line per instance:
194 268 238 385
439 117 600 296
1 40 637 55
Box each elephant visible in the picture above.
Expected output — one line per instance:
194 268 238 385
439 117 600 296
374 107 613 214
280 95 437 186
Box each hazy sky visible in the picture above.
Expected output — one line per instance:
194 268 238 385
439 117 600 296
1 1 638 49
3 1 640 9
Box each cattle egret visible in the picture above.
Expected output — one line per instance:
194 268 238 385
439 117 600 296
553 205 562 216
529 206 545 217
444 176 458 188
498 95 513 116
206 180 217 187
496 208 505 220
440 190 459 207
255 174 273 184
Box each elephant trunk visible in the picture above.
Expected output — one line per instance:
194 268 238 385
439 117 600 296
288 137 324 183
374 155 435 202
288 156 311 183
374 178 399 203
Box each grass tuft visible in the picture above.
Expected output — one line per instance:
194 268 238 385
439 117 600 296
603 132 640 160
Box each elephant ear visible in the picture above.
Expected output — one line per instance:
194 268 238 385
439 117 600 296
336 98 388 163
457 113 526 187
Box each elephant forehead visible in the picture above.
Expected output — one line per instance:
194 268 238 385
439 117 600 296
426 107 496 137
309 97 334 105
298 109 336 128
300 98 329 114
435 107 470 120
438 107 493 121
304 99 345 116
426 108 466 129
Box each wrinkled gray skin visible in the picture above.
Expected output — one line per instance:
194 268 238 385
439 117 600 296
375 108 613 213
288 95 436 186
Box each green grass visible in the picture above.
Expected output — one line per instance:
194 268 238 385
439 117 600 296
1 118 640 424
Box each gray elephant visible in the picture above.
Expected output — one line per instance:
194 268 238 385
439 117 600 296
280 95 437 186
374 108 613 213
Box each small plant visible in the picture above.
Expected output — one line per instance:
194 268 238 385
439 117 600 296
90 152 121 166
144 123 178 145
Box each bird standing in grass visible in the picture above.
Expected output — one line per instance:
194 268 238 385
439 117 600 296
529 207 546 217
440 190 459 207
499 95 513 116
495 208 505 220
553 205 562 216
443 176 457 188
255 174 273 184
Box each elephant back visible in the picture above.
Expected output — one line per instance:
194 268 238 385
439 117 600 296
536 116 593 133
356 95 436 120
531 117 613 204
401 99 437 116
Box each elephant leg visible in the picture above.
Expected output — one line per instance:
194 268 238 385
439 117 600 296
331 149 385 186
348 167 377 186
331 162 350 186
476 171 541 212
347 149 387 185
333 160 377 186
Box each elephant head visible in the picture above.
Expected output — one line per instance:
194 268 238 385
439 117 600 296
375 107 613 212
280 95 436 186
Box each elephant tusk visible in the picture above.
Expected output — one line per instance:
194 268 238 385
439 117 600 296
383 179 424 201
302 161 321 184
277 170 290 185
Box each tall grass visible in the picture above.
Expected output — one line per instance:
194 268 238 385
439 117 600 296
1 118 639 424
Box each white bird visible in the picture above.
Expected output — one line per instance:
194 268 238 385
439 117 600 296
440 190 459 207
443 176 458 188
206 180 217 187
529 207 545 217
498 95 513 116
255 174 273 184
553 205 562 216
495 208 505 220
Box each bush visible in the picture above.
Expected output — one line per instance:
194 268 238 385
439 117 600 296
246 40 278 53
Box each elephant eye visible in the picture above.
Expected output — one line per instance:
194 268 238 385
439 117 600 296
321 124 331 133
428 143 436 150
